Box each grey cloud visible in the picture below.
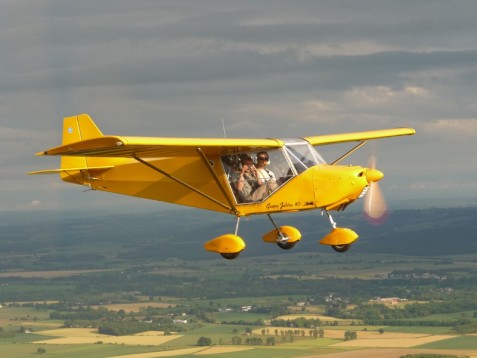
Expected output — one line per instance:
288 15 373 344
9 50 476 99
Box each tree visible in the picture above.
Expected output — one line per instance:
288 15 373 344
231 336 242 345
266 337 276 346
197 336 212 346
344 331 357 341
37 347 46 354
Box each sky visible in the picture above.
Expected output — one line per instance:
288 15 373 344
1 0 477 213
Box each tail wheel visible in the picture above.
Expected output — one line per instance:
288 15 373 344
332 244 350 253
277 241 296 250
220 252 241 260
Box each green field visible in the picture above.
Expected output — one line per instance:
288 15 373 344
416 335 477 350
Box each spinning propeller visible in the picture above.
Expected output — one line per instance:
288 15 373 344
364 154 388 224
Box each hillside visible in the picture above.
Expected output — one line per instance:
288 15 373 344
0 206 476 270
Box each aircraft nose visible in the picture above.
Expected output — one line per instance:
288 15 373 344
366 168 384 183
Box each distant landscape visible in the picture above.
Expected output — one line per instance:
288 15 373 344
0 203 476 357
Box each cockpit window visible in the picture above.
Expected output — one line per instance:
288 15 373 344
221 141 325 204
221 149 293 204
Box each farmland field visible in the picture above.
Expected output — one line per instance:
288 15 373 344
1 306 476 358
0 208 477 357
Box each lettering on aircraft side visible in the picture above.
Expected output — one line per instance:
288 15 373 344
266 201 312 211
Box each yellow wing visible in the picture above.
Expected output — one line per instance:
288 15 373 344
304 127 415 146
36 114 414 158
38 135 284 158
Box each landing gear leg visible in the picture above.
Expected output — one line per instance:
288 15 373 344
324 210 337 229
234 216 240 236
267 215 289 243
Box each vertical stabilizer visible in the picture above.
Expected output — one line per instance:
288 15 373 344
61 114 104 172
62 114 103 145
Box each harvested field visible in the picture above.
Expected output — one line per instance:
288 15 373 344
275 314 347 321
107 347 206 358
196 346 254 355
332 331 455 348
34 328 180 346
252 327 457 349
107 346 255 357
301 348 477 358
252 326 348 336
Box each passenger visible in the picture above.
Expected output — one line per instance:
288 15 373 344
233 154 258 202
255 151 276 186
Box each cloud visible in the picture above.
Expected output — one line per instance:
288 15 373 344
27 200 41 208
422 119 477 138
409 179 477 192
344 86 429 107
1 0 477 211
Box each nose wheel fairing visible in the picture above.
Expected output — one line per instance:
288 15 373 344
319 227 359 247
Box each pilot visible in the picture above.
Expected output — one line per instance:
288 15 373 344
233 154 258 202
246 151 278 201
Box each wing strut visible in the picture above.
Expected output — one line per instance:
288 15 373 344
132 155 232 212
196 148 239 215
330 141 368 165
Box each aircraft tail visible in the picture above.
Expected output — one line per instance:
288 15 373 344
28 114 114 182
60 114 104 175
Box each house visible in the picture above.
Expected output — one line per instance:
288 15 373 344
173 319 188 324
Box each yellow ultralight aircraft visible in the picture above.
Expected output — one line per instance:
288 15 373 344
29 114 415 259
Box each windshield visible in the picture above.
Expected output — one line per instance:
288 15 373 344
284 141 325 174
